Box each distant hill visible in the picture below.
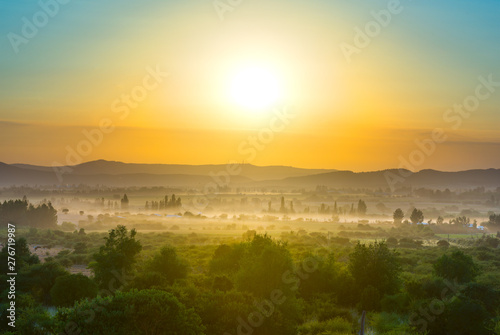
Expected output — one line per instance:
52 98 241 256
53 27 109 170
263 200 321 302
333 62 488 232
1 161 499 189
11 160 334 181
259 168 500 189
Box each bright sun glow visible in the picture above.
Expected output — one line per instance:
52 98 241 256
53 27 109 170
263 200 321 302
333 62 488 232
229 66 283 111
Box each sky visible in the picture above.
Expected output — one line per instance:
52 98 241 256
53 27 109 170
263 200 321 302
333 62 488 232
0 0 499 171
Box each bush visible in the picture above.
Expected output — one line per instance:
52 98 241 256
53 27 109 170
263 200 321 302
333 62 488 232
18 261 69 304
360 285 381 311
56 289 205 334
88 225 142 289
349 241 401 296
381 292 410 313
433 250 480 283
437 240 450 247
386 236 398 246
145 245 188 284
50 274 98 307
297 317 352 335
371 312 412 334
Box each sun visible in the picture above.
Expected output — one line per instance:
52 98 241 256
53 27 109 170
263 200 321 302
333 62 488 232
229 66 284 111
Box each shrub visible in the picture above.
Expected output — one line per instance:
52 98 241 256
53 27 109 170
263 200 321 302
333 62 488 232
50 274 98 307
433 250 480 283
297 317 352 335
437 240 450 247
56 289 205 334
146 245 188 284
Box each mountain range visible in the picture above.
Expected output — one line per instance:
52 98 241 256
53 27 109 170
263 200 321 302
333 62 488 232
1 160 499 189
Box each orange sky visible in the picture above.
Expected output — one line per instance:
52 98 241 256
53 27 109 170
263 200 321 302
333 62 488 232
1 0 499 171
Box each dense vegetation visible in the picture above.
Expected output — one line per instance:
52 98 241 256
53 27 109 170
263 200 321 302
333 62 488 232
0 187 499 334
1 222 499 335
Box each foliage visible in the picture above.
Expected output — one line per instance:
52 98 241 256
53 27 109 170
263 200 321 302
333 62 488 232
236 234 294 297
0 237 39 274
436 240 449 247
50 274 98 307
410 208 424 224
348 241 401 296
145 245 188 284
17 261 69 304
88 225 142 289
393 208 405 225
433 250 480 283
0 199 57 228
297 317 352 335
56 289 205 334
0 294 59 334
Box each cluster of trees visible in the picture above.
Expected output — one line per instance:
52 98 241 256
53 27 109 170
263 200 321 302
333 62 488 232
393 208 425 225
145 194 182 210
318 199 367 215
0 199 57 228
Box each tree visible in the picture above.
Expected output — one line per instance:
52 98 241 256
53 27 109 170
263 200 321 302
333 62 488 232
145 245 188 284
348 241 401 296
393 208 404 225
56 289 205 335
121 194 129 209
433 250 480 283
88 225 142 289
236 234 294 298
410 208 424 224
50 274 98 307
360 285 381 311
357 200 367 216
280 196 286 213
18 261 69 304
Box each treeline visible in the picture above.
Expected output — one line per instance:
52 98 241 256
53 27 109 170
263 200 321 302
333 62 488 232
318 199 367 215
0 199 57 228
145 194 182 210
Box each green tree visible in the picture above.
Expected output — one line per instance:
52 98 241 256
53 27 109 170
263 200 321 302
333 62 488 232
17 261 69 304
0 237 39 274
50 273 98 307
88 225 142 289
393 208 404 225
433 250 480 283
236 234 294 297
348 241 401 296
360 285 381 311
410 208 424 224
209 244 245 274
145 245 188 284
0 294 58 335
56 289 205 335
